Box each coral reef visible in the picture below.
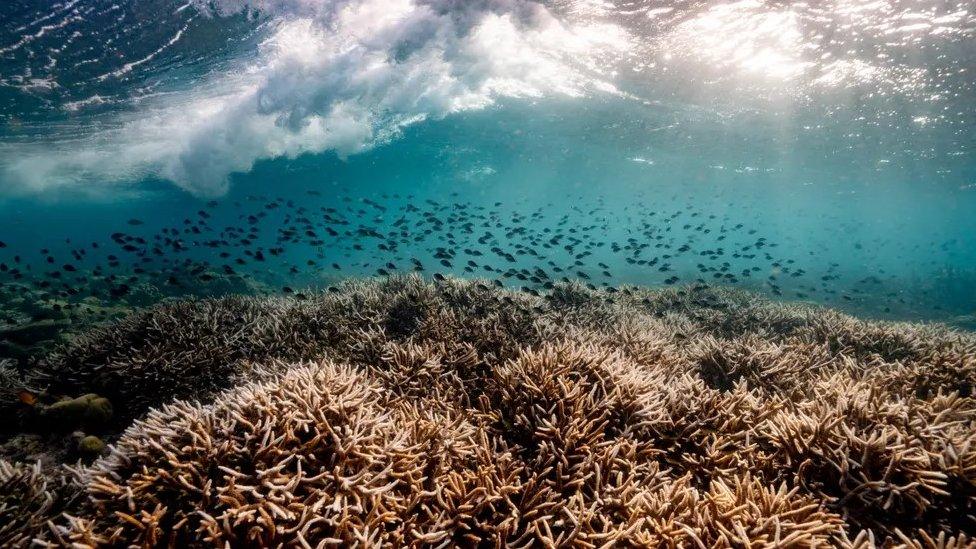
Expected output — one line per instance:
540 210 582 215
0 460 71 548
0 358 39 406
1 275 975 546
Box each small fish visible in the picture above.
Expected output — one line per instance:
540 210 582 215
17 390 37 406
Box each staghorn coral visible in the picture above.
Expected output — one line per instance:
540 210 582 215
0 357 41 415
48 361 521 547
37 276 556 422
0 358 38 400
0 459 71 548
2 274 974 546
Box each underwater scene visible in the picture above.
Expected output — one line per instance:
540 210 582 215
1 0 976 546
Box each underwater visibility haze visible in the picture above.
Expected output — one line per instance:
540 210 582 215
0 0 974 325
2 0 976 546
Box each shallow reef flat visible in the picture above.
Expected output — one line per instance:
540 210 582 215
2 275 976 547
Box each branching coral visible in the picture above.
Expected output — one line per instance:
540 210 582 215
3 275 974 546
0 460 66 548
47 361 520 547
0 358 41 421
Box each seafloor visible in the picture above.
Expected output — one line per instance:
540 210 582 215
1 275 975 547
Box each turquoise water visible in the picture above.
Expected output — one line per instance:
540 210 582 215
1 0 975 328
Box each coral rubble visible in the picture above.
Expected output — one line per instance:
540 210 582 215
2 275 975 546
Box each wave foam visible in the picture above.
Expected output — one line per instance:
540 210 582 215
0 0 630 196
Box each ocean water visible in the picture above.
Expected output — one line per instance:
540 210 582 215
1 0 975 337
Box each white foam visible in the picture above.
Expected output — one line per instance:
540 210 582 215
0 0 630 196
63 94 112 112
96 20 194 81
0 13 83 55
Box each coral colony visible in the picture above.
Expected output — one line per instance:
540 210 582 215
1 0 975 546
2 275 974 546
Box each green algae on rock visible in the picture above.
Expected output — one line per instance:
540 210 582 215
75 435 105 458
40 394 113 431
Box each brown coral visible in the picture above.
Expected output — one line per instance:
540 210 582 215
0 459 69 548
1 275 973 546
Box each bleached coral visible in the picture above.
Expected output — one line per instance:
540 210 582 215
9 275 975 546
0 460 64 548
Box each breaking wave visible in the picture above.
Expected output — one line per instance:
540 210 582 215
0 0 629 195
0 0 972 195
